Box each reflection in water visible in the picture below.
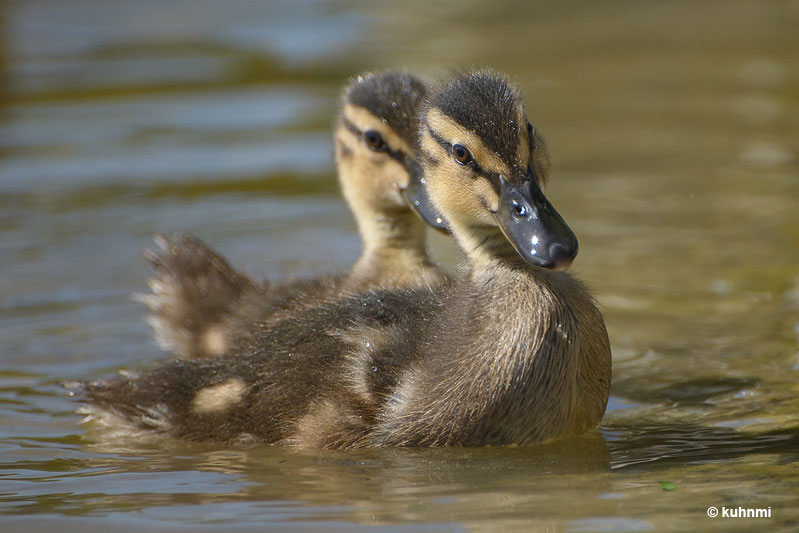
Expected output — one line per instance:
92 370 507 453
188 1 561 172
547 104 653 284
607 424 799 471
1 0 798 529
2 430 612 526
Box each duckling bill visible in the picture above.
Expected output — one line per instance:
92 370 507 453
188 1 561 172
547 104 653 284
78 70 611 449
495 175 578 269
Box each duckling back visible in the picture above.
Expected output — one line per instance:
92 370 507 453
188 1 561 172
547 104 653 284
81 286 438 445
80 266 607 448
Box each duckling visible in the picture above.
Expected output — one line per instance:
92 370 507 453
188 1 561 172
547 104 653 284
139 70 445 359
78 70 611 448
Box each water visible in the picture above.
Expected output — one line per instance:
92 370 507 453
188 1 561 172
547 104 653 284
2 0 798 530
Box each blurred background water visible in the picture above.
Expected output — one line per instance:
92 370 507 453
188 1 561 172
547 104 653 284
1 0 798 531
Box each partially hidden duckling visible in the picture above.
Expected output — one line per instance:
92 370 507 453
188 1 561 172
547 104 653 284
138 70 445 359
78 70 611 448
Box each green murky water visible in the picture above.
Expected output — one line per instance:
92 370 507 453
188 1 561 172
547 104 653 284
1 0 798 530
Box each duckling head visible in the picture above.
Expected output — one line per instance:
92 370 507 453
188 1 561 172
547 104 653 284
336 71 448 236
418 70 578 270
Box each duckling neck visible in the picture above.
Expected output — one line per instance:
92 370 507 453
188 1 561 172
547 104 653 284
345 208 437 291
462 262 609 443
451 222 530 272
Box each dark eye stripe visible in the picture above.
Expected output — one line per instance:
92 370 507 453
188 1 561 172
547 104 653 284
426 125 452 154
342 117 362 139
481 170 502 195
419 148 441 167
341 117 406 166
426 125 499 193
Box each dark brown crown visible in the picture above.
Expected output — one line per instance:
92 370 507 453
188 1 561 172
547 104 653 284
343 70 427 146
426 70 526 165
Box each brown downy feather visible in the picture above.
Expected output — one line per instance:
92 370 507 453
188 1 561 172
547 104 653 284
138 71 444 359
79 70 610 449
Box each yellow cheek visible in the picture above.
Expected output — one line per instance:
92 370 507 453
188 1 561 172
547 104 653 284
426 172 489 227
381 157 411 189
339 149 408 209
472 178 499 214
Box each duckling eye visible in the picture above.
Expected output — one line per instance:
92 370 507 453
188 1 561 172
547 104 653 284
363 130 385 151
452 144 473 165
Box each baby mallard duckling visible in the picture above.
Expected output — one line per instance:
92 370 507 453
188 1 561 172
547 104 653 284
140 70 445 359
79 70 610 448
